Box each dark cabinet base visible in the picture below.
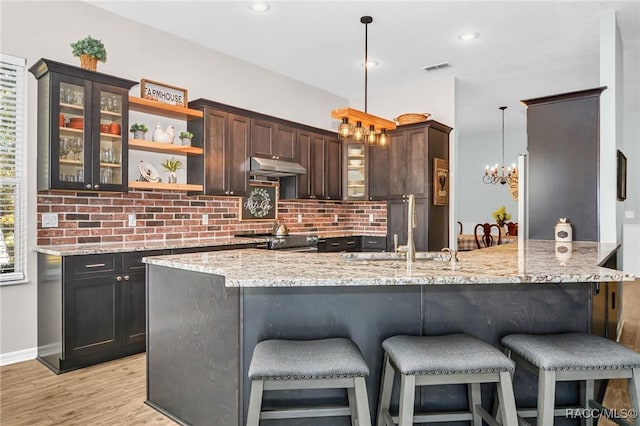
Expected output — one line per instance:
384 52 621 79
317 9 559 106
37 342 145 375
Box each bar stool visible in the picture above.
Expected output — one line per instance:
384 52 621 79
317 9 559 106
501 332 640 426
377 334 518 426
246 337 371 426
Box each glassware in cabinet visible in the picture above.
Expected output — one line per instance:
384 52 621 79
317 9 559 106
344 142 367 199
29 58 137 192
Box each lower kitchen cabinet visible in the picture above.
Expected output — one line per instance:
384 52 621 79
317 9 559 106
37 250 166 373
317 236 387 253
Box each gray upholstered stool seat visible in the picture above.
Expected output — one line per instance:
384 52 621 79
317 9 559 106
246 338 371 426
377 334 518 426
501 332 640 426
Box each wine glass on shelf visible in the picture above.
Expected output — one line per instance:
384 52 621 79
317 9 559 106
71 138 83 161
59 137 70 160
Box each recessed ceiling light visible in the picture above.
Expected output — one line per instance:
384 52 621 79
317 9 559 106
250 2 270 12
458 32 479 41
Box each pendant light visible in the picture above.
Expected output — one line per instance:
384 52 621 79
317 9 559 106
483 106 517 185
331 16 396 144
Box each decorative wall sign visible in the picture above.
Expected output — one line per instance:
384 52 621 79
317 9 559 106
240 184 278 221
617 150 627 201
140 79 187 107
433 158 449 206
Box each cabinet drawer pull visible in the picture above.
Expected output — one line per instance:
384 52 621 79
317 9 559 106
330 242 341 246
85 263 106 268
367 241 379 245
255 243 268 249
346 241 356 245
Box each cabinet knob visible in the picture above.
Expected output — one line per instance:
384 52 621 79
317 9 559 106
86 184 92 189
116 275 122 282
229 191 234 195
94 184 100 190
124 275 130 281
225 190 230 195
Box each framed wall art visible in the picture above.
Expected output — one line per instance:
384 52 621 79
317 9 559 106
240 183 278 221
617 150 627 201
433 158 449 206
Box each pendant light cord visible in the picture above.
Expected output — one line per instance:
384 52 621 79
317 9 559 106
364 19 368 113
500 106 507 168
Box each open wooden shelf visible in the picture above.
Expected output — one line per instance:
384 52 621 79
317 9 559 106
128 139 203 155
128 181 203 191
129 96 203 121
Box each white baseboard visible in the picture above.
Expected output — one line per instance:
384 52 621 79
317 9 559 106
0 347 37 366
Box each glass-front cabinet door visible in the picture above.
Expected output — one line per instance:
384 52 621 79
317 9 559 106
29 58 136 192
343 142 367 200
94 83 126 191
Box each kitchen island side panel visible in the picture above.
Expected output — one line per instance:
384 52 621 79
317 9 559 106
240 285 423 426
146 265 241 426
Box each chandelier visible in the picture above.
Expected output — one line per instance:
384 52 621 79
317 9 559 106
331 16 396 146
483 106 517 185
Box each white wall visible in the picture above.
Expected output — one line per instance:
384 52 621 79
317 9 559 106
0 1 347 359
455 125 526 230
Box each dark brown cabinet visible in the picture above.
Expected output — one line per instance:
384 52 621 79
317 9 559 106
29 58 136 192
250 118 297 162
522 87 605 241
37 249 166 373
188 102 251 196
293 129 341 200
370 121 452 251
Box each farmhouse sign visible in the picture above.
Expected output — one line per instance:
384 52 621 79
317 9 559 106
140 79 188 107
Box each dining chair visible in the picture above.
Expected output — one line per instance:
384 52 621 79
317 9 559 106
457 221 463 235
474 223 502 249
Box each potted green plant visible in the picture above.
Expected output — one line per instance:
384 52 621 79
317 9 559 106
492 205 511 229
70 35 107 71
130 123 148 140
160 157 183 184
179 131 194 146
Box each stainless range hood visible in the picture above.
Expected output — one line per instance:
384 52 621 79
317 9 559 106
250 157 307 177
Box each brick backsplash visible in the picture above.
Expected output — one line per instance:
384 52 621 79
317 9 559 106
36 189 387 245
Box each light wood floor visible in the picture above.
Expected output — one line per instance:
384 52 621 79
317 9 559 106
0 353 175 425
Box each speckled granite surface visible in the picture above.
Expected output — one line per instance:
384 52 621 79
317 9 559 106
143 240 634 287
34 236 265 256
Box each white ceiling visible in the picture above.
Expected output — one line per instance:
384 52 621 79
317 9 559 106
88 1 639 132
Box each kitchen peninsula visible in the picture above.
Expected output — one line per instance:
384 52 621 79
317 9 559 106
143 241 633 426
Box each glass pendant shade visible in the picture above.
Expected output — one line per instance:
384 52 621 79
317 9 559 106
353 121 366 142
378 129 389 147
338 117 353 140
367 125 377 145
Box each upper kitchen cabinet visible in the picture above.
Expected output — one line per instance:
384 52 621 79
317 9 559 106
29 58 137 192
385 121 452 200
343 142 367 200
523 87 605 241
187 100 250 196
250 118 297 162
292 129 341 200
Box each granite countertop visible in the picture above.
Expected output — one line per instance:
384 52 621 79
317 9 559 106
143 240 634 287
34 236 266 256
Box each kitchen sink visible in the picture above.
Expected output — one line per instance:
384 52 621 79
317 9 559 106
340 252 448 262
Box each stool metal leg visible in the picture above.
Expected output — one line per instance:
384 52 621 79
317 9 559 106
468 382 482 426
398 374 416 426
354 377 372 426
497 371 518 426
246 379 264 426
537 370 556 426
377 354 395 426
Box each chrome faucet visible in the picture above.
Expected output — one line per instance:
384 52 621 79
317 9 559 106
396 194 416 263
441 247 459 263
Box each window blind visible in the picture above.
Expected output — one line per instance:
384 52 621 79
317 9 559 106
0 54 26 283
